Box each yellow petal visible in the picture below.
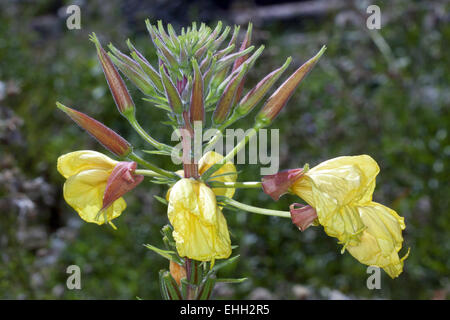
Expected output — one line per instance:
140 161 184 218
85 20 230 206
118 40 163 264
63 169 126 225
199 151 237 198
57 150 118 179
168 178 231 261
346 202 407 278
292 155 380 243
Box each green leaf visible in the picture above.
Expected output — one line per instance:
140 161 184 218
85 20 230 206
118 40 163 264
144 244 183 264
153 195 168 205
216 277 247 283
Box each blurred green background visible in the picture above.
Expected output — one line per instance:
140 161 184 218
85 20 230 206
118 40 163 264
0 0 448 299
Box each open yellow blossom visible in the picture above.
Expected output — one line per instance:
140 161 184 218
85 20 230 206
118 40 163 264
292 155 380 246
167 178 232 262
57 150 126 226
291 155 408 278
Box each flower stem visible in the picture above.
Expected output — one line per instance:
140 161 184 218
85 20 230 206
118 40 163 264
127 114 173 152
208 181 262 189
222 197 291 218
128 152 178 179
134 169 164 177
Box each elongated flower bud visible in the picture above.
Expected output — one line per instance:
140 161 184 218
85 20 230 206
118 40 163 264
232 22 253 102
127 39 165 93
236 57 292 117
107 52 155 96
256 46 326 126
215 45 254 72
57 102 132 156
232 22 252 72
212 26 231 51
218 45 265 93
227 25 240 48
189 58 204 124
212 63 249 125
160 65 183 114
102 161 144 210
261 168 304 201
90 33 135 117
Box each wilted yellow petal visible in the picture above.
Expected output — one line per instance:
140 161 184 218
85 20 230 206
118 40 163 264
346 202 408 278
168 178 232 261
63 168 126 225
57 150 118 178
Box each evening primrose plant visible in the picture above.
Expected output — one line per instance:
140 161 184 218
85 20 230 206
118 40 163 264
56 21 408 299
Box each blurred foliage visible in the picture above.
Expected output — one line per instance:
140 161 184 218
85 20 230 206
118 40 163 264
0 0 448 299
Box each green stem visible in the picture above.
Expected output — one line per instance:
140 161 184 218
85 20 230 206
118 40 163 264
127 114 172 152
208 181 262 189
134 169 164 177
128 152 178 179
222 197 291 218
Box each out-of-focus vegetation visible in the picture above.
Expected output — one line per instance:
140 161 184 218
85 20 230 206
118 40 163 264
0 0 448 299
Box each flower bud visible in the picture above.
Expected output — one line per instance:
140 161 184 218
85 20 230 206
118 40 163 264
189 58 204 124
90 33 135 117
57 102 132 157
212 26 231 51
232 22 253 101
290 203 318 231
212 62 249 125
127 39 164 93
169 261 187 286
218 45 265 93
232 22 252 73
102 161 144 210
215 45 254 73
160 64 183 114
107 52 155 96
261 168 304 201
235 57 292 117
256 45 326 126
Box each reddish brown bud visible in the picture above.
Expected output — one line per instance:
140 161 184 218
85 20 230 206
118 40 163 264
169 260 187 286
57 102 132 157
160 64 183 114
236 57 292 117
256 46 326 126
102 161 144 210
189 59 204 124
290 203 318 231
89 33 135 116
261 168 304 201
232 22 253 101
212 63 249 125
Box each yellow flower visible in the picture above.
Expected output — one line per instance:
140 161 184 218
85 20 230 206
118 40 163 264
167 178 232 262
57 150 126 226
175 151 238 199
291 155 408 278
292 155 379 245
199 151 237 198
346 202 409 278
